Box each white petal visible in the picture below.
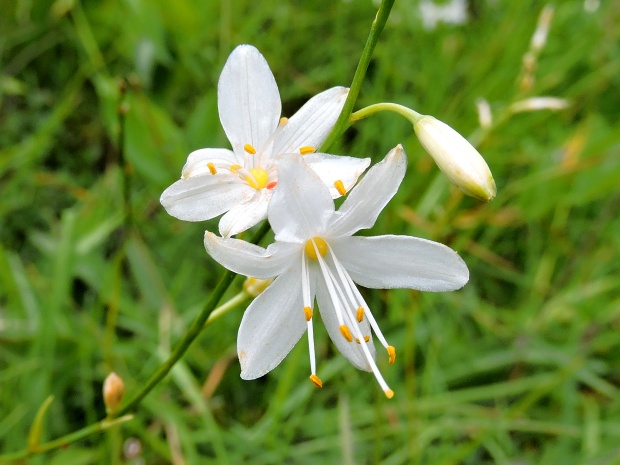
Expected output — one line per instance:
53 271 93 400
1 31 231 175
268 156 335 244
331 235 469 291
160 176 254 222
218 189 271 237
329 145 406 237
237 263 307 379
314 270 375 372
181 148 240 178
272 87 349 154
204 231 299 278
218 45 281 152
303 153 370 198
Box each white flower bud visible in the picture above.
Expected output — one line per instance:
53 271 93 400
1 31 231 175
243 277 273 297
103 372 125 415
413 115 496 201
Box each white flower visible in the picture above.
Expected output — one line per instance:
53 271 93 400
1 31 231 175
160 45 370 237
204 145 469 397
413 115 496 202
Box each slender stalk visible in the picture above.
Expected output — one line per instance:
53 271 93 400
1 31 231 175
0 416 133 463
114 221 271 417
319 0 396 152
349 102 421 125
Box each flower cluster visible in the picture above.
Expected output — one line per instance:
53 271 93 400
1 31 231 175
161 45 488 397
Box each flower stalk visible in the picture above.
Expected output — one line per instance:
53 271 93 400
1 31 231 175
319 0 397 151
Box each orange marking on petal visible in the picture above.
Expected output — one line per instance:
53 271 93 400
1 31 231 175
266 181 277 190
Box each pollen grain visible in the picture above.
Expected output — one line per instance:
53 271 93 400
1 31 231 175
207 163 217 175
303 306 313 321
244 143 257 154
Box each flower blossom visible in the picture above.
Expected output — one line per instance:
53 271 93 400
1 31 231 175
160 45 370 237
204 146 469 397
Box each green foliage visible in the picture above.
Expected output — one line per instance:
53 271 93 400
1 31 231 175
1 0 619 463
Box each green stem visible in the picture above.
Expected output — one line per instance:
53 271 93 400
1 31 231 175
114 222 271 417
319 0 396 152
0 416 133 463
204 291 251 328
349 102 422 125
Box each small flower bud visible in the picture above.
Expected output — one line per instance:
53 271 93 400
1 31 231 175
103 372 125 415
243 277 273 297
413 115 496 201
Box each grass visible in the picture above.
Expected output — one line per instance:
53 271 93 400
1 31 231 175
1 0 620 463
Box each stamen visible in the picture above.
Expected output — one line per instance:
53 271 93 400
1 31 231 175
279 117 288 126
303 306 313 321
309 374 323 388
384 389 395 399
356 307 364 322
339 325 353 342
207 163 217 175
266 181 277 190
387 346 396 365
334 180 346 196
230 164 242 171
304 237 329 260
299 146 316 155
244 143 257 154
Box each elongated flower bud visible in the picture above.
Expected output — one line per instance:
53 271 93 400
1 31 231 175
413 115 496 201
103 372 125 415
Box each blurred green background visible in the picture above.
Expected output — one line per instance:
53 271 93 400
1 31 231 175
1 0 619 463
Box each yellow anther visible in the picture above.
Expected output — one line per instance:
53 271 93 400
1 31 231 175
339 325 353 342
355 336 371 344
246 168 269 190
356 307 364 322
309 374 323 388
244 143 257 154
207 163 217 175
303 306 313 321
384 389 395 399
387 345 396 365
334 179 346 196
279 117 289 126
299 146 316 155
304 237 329 260
230 164 242 171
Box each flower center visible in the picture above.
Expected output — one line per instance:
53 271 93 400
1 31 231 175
246 168 269 190
304 237 328 260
